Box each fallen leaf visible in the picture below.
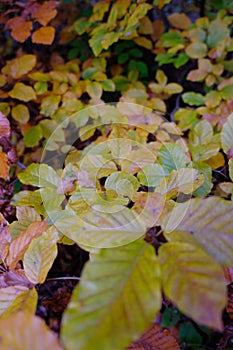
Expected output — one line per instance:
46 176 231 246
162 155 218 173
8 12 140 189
128 324 180 349
32 26 55 45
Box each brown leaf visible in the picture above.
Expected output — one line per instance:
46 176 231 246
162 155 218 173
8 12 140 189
224 267 233 284
226 285 233 320
0 112 10 138
32 26 55 45
7 221 48 270
0 153 10 180
32 1 58 26
168 13 192 29
6 17 32 43
127 324 180 350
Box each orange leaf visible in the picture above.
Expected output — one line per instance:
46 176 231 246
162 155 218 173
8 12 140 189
6 17 32 43
32 1 58 26
7 221 48 270
0 112 10 138
0 311 64 349
127 324 180 349
32 26 55 45
0 152 10 180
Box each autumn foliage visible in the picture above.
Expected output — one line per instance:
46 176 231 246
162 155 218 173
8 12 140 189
0 0 233 349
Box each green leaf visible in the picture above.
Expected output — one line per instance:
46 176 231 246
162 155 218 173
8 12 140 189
101 32 120 50
18 163 59 188
221 112 233 153
160 32 184 48
101 79 115 91
73 18 91 35
8 83 36 102
158 142 190 173
207 18 229 48
137 164 165 187
105 171 139 198
61 240 161 350
23 125 43 147
161 197 233 266
24 226 59 284
160 307 180 328
182 92 205 106
40 95 61 117
155 168 204 198
11 104 30 124
192 162 213 197
158 241 225 330
86 81 103 99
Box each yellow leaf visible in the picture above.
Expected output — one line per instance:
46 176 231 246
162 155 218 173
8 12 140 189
206 152 225 169
0 311 63 349
0 286 37 319
32 26 55 45
2 54 36 79
229 158 233 182
11 104 30 124
0 74 6 87
134 36 153 50
155 168 204 199
221 112 233 153
185 42 207 59
32 1 58 26
6 17 32 43
86 81 103 99
24 226 59 284
7 221 48 270
159 241 225 331
9 82 36 102
168 13 192 29
0 153 9 180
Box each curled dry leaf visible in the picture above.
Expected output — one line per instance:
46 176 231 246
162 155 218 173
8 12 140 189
127 324 180 350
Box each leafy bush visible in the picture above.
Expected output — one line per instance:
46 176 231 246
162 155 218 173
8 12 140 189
0 0 233 349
